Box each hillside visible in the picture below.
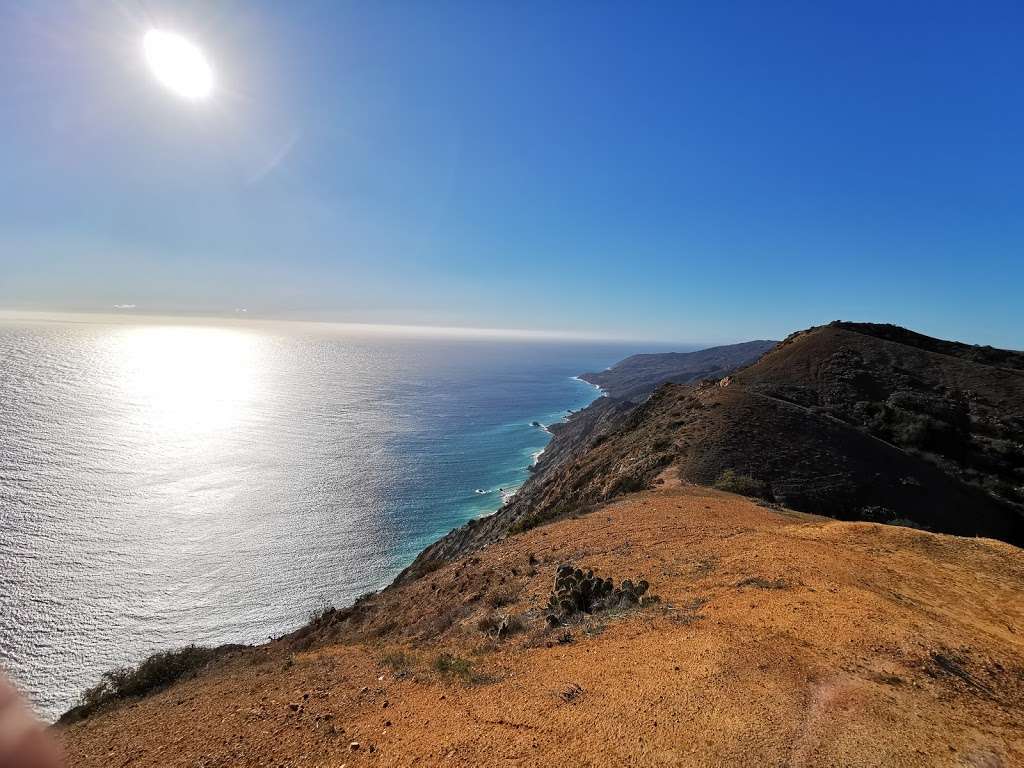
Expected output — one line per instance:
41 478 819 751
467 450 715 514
56 322 1024 766
61 481 1024 767
579 339 777 400
401 323 1023 583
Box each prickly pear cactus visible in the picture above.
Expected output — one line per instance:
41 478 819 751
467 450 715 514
544 564 659 626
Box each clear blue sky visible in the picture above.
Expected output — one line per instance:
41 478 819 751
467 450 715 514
2 1 1022 346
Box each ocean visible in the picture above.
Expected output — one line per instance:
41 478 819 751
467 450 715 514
0 314 651 720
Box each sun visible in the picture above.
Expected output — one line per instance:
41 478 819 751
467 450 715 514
143 29 214 101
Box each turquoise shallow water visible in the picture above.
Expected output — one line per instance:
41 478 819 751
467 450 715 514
0 316 657 719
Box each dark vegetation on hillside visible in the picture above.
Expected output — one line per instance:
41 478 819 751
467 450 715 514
401 322 1023 581
59 644 250 725
733 322 1024 515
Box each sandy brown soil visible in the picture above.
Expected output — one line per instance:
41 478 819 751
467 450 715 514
60 479 1024 767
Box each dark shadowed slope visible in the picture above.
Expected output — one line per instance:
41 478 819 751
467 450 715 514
579 339 777 400
730 322 1024 511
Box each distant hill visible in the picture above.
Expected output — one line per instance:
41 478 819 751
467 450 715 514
579 339 777 400
401 322 1024 580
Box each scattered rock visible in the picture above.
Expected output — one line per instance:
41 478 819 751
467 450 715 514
736 577 788 590
560 683 585 703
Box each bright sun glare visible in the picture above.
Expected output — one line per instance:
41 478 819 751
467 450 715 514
143 29 214 101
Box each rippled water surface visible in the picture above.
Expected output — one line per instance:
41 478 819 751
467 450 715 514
0 315 645 719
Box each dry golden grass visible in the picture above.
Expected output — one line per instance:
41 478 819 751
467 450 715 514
61 478 1024 767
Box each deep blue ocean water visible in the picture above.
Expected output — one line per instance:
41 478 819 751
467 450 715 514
0 315 656 719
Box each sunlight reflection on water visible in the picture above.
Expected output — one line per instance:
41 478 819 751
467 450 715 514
0 318 628 720
109 326 262 440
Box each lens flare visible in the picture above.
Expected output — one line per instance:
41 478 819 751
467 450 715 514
143 29 214 101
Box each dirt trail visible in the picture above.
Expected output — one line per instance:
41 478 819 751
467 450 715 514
61 481 1024 767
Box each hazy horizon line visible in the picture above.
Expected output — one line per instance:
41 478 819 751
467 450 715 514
0 308 725 347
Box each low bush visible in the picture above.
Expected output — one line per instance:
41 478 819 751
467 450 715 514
477 612 524 640
477 613 501 633
380 649 416 672
714 469 769 498
63 645 231 723
509 510 549 534
484 589 513 608
432 652 474 681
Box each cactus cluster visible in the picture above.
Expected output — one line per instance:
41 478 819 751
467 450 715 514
545 564 658 627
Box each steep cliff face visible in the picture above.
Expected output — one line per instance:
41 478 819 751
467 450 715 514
395 394 641 582
400 323 1024 583
398 340 779 582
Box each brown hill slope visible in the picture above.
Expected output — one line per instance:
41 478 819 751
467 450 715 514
403 323 1023 582
61 482 1024 767
579 339 777 400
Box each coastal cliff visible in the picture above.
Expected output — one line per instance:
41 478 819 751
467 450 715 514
400 322 1024 583
58 322 1024 766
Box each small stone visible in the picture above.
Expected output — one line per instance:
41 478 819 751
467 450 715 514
349 741 360 751
359 686 369 694
382 700 389 709
288 702 301 712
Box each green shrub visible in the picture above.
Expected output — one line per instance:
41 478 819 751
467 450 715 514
308 598 335 624
714 469 769 498
71 645 222 721
510 511 548 534
433 652 474 681
380 650 416 672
